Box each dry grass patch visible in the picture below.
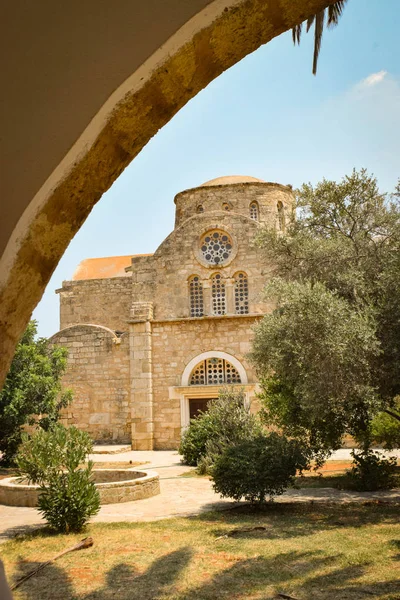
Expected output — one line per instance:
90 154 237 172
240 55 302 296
1 503 399 599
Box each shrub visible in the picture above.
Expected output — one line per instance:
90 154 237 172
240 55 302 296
212 433 309 503
348 450 398 491
38 468 100 534
178 411 214 467
179 389 262 468
16 424 93 484
16 424 100 532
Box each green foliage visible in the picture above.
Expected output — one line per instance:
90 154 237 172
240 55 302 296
38 468 100 534
16 423 94 484
178 412 214 467
16 424 100 533
348 450 398 491
179 389 262 469
251 279 379 459
0 321 72 465
253 170 400 457
370 403 400 450
212 433 309 503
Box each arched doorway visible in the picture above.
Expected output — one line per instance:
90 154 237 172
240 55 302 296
175 351 254 428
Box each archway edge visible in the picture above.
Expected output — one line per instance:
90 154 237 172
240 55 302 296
0 0 336 386
182 351 248 386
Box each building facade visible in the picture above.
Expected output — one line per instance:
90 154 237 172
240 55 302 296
51 176 294 449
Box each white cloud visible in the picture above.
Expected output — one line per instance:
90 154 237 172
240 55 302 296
361 70 387 87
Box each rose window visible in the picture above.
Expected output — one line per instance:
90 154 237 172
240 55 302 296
200 230 233 265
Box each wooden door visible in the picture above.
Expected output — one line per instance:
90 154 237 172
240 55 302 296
189 398 215 420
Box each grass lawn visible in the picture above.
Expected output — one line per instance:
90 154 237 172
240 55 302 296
1 503 399 599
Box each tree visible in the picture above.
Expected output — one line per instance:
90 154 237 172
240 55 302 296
293 1 348 74
0 321 72 465
251 280 380 460
252 170 400 457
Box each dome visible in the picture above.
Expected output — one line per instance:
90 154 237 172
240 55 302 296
200 175 265 187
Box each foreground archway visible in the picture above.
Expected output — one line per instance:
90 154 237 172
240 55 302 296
0 0 336 385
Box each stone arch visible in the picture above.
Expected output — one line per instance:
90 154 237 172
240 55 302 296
181 350 248 386
0 0 336 386
49 323 120 344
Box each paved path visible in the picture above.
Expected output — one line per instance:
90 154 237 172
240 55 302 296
1 450 399 542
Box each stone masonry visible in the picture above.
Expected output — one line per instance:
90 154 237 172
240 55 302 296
51 176 294 449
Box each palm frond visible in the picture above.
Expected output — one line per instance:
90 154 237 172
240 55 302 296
312 10 325 75
292 0 349 75
306 15 315 33
292 23 302 45
327 0 348 27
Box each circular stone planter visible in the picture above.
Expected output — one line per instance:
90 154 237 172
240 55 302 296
0 469 160 507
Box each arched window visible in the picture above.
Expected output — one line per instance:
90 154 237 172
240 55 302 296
190 357 242 385
234 272 249 314
250 201 259 221
211 273 226 315
277 201 285 231
188 276 204 317
196 205 204 213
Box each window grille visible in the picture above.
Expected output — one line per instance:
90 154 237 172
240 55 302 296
189 276 204 317
234 272 249 314
211 273 226 315
190 358 242 385
250 201 259 221
200 230 233 266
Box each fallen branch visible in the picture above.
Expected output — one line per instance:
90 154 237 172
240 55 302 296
275 593 301 600
11 537 93 591
215 526 267 540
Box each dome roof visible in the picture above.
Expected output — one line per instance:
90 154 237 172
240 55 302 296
200 175 265 187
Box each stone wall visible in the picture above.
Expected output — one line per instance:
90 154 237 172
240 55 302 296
174 181 293 228
132 212 274 321
150 315 261 449
50 324 131 443
58 277 131 332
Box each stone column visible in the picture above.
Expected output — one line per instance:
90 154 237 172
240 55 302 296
202 279 212 316
225 278 235 315
129 302 154 450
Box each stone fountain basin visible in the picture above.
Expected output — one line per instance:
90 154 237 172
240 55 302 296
0 469 160 507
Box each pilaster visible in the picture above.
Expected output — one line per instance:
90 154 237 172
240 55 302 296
129 302 154 450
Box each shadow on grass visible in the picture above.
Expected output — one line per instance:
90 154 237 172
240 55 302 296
9 547 400 600
193 501 400 540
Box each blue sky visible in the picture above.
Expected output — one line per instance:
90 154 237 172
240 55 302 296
33 0 400 337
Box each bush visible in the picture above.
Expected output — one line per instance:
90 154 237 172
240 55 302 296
38 469 100 534
348 450 397 491
179 389 261 468
16 424 93 484
178 411 214 467
212 432 309 503
16 424 100 532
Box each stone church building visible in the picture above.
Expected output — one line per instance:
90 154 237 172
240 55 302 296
51 176 293 449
